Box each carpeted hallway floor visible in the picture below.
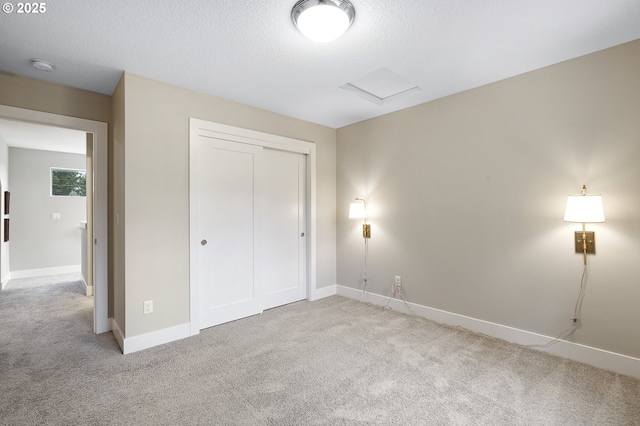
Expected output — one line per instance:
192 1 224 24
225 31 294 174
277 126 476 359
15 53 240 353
1 274 639 425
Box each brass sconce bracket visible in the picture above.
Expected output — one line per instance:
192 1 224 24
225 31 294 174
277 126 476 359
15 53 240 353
363 224 371 239
575 231 595 254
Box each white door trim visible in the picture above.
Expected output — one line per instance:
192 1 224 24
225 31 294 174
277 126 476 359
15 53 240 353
0 105 109 334
189 118 317 335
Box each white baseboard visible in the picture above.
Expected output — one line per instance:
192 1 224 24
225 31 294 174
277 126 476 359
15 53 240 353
336 285 640 379
81 279 94 296
111 285 336 355
309 284 337 301
1 273 10 290
120 322 191 355
111 319 125 353
9 265 81 280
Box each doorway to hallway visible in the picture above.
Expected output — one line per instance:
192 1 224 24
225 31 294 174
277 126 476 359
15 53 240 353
0 105 108 334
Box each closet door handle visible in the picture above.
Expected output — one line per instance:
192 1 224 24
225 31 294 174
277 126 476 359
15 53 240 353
300 233 305 237
201 239 208 246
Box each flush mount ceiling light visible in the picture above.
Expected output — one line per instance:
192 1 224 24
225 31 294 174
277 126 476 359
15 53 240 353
30 58 55 72
291 0 355 43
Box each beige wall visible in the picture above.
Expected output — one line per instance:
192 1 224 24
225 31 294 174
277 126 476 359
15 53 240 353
111 76 125 329
121 73 337 337
337 40 640 359
0 73 111 123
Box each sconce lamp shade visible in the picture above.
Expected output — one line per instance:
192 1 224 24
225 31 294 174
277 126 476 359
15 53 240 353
564 195 605 223
349 201 366 219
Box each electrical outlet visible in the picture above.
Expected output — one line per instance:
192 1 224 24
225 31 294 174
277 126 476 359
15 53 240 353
143 300 153 314
392 276 403 296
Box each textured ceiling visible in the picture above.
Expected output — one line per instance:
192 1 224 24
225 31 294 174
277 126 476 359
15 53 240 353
1 0 640 129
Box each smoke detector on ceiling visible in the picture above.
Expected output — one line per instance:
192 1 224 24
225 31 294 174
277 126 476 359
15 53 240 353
30 58 55 72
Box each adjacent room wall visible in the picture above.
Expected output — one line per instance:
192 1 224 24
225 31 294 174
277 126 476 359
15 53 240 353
8 148 86 273
119 73 337 338
336 40 640 360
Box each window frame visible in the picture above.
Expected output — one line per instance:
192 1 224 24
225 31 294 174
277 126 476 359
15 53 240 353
50 167 87 197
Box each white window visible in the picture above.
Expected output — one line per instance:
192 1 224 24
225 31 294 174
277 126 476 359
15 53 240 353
51 168 86 197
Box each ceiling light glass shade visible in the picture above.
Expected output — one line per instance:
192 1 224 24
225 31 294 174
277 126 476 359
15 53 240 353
292 0 355 43
564 195 605 223
349 202 366 219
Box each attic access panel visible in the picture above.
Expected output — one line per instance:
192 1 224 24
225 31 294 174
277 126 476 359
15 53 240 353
341 68 421 105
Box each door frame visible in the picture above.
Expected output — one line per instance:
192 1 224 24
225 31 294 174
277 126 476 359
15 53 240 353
0 105 109 334
189 118 317 336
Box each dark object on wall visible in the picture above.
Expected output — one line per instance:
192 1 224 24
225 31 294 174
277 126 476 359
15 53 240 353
3 218 8 242
3 191 8 214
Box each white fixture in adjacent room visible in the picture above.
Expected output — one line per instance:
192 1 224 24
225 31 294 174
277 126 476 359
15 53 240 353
291 0 355 43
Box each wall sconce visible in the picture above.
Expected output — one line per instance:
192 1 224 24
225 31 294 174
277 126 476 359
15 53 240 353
349 197 370 239
563 185 605 265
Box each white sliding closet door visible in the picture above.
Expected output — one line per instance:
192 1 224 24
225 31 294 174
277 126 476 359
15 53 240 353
197 138 264 329
193 135 307 330
263 148 307 309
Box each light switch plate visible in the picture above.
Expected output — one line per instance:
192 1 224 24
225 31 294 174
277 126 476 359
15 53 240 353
51 213 61 220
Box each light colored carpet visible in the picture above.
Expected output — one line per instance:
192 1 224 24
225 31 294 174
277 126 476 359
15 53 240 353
1 274 639 425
